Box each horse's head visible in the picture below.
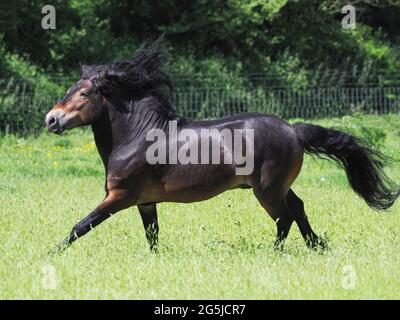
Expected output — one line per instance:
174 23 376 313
45 75 104 134
46 37 171 134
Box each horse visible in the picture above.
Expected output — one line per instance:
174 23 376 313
45 41 399 253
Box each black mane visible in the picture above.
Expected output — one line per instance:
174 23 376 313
80 37 185 124
80 37 172 98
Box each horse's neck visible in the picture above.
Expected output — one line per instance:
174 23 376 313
91 97 174 167
92 107 113 169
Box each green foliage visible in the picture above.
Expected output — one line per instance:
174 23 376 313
358 126 387 150
349 26 400 85
0 32 64 97
1 0 399 86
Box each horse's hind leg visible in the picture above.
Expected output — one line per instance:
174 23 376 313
286 189 325 249
253 189 294 249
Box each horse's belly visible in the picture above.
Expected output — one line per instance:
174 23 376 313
150 187 228 203
140 164 245 203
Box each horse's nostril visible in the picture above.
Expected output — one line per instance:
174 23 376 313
46 115 60 132
49 116 56 126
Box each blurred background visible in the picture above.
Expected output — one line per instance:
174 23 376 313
0 0 399 134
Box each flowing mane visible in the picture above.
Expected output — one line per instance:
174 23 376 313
80 37 185 123
80 38 172 98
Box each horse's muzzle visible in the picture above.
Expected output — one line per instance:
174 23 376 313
45 109 67 134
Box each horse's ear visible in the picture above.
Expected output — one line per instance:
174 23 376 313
91 67 109 92
99 67 109 80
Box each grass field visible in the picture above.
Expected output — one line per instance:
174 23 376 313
0 114 399 299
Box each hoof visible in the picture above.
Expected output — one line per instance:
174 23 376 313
273 240 285 251
48 237 71 256
306 234 328 251
149 243 158 253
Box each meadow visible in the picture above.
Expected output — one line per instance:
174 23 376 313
0 114 399 299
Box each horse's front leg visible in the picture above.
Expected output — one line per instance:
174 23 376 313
138 203 159 252
50 190 133 254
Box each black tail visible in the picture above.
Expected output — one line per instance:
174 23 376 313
293 122 400 210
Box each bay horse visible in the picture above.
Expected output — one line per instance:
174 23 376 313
45 41 399 253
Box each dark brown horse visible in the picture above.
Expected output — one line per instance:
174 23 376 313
45 41 399 253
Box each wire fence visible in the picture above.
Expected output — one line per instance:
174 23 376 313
172 86 400 119
1 85 400 135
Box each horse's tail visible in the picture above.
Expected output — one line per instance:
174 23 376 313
293 122 400 210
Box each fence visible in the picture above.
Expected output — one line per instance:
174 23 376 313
172 86 400 119
1 85 400 135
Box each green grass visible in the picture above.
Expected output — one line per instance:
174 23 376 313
0 114 399 299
